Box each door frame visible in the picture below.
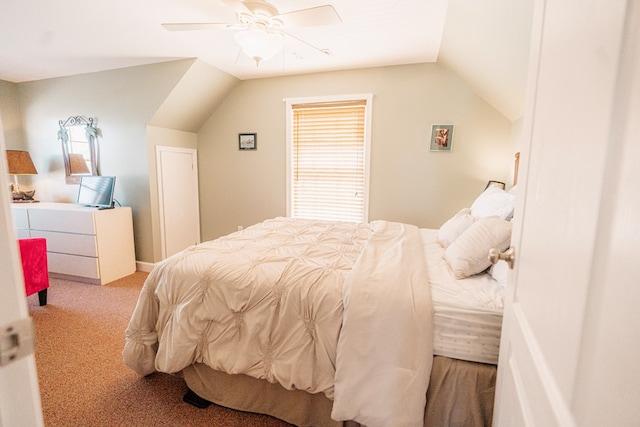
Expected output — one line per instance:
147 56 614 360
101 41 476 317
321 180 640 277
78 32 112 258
0 121 44 426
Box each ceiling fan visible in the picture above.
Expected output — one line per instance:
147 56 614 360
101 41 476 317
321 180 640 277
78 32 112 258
162 0 342 66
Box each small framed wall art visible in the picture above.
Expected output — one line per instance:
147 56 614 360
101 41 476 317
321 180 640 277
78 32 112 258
429 125 454 152
239 133 257 150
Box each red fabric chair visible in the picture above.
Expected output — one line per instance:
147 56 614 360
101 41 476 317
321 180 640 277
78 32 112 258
18 238 49 306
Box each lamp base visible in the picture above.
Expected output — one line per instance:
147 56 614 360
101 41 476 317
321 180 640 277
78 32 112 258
12 199 40 203
12 190 37 202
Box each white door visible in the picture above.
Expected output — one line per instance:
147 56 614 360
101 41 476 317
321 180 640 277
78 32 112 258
493 1 640 426
156 146 200 259
0 122 44 426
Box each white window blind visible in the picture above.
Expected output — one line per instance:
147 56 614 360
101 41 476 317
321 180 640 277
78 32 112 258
289 99 369 223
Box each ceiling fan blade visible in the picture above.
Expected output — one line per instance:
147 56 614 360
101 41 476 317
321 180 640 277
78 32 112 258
281 30 331 56
277 5 342 27
161 22 231 31
221 0 251 15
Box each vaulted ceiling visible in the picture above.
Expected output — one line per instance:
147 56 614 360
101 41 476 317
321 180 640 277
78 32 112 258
0 0 533 121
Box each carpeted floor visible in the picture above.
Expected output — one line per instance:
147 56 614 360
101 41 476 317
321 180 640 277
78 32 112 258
27 272 292 426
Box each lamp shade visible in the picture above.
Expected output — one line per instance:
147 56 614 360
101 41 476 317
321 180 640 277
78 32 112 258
234 29 283 65
6 150 38 175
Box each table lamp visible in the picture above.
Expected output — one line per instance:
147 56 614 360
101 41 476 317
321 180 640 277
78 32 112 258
6 150 38 201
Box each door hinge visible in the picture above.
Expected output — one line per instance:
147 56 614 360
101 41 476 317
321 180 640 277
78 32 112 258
0 318 35 367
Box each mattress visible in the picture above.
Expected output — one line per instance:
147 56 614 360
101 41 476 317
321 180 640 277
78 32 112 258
421 229 505 365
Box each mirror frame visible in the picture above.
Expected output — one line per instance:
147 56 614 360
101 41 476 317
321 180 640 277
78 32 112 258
58 115 100 184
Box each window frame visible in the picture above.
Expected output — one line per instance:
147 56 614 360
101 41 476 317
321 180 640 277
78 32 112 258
285 93 373 223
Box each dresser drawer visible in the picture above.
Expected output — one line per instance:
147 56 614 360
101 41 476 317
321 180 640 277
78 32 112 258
15 229 31 239
28 208 96 234
48 253 100 279
12 207 30 229
30 230 98 257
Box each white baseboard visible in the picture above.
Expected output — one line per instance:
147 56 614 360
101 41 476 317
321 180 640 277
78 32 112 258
136 261 155 273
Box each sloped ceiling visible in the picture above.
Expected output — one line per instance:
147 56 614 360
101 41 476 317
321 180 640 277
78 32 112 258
0 0 534 122
438 0 535 121
149 59 240 132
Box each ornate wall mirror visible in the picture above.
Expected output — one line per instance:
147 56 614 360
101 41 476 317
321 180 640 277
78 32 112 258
58 115 100 184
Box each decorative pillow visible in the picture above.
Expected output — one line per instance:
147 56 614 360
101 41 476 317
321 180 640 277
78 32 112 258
437 208 478 247
444 216 512 279
470 186 516 220
490 260 509 287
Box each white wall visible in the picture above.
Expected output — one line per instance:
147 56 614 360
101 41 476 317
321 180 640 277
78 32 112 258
197 63 515 240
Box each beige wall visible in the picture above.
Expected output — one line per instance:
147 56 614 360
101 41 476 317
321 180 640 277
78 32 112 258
2 60 517 266
198 63 514 240
149 59 239 133
10 60 195 263
4 59 239 265
0 80 24 149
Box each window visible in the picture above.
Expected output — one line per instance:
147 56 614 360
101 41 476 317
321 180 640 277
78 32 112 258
285 94 372 223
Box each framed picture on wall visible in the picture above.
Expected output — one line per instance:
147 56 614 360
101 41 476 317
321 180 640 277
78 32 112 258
239 133 257 150
429 125 454 152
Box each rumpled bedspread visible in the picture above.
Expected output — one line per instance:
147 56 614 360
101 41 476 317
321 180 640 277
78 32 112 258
332 220 433 426
123 217 432 425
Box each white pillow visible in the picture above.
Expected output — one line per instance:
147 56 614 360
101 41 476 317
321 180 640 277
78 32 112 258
470 186 516 220
490 260 509 287
437 208 478 247
444 216 512 279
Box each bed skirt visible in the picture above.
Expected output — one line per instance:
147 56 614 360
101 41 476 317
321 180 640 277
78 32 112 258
181 356 496 427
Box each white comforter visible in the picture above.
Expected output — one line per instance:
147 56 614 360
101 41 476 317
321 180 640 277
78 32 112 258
123 217 433 426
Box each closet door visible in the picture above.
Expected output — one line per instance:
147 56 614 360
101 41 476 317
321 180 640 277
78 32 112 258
156 146 201 259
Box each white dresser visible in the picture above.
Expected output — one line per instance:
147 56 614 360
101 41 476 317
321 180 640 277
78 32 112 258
11 202 136 285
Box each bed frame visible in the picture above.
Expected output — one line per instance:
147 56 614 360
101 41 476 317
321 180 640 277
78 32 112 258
181 355 496 427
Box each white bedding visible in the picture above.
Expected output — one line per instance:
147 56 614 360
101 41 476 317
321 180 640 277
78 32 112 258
123 217 432 427
421 229 505 364
332 221 433 426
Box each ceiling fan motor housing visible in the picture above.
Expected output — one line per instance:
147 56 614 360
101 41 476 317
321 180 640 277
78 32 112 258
238 0 284 31
243 1 279 17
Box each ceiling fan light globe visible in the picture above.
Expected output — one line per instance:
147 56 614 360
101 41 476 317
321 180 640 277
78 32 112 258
234 29 283 64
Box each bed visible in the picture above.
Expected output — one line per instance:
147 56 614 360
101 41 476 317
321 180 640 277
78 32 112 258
123 176 516 427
